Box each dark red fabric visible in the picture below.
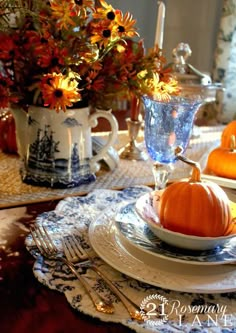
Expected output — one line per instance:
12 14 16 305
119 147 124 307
0 202 132 333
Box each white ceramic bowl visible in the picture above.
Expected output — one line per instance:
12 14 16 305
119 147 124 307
135 192 236 251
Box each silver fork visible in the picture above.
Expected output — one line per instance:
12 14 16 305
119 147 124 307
30 225 114 314
63 234 143 321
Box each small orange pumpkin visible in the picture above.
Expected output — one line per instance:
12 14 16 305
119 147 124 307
158 147 232 237
206 135 236 179
221 120 236 148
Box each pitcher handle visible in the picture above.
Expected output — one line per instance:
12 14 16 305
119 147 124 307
89 109 118 171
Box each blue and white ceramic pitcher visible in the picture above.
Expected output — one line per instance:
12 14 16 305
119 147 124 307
11 106 118 188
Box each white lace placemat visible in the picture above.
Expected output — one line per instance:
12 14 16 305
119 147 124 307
0 126 224 208
25 186 236 333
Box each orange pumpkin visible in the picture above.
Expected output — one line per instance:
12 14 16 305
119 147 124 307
221 120 236 148
158 147 232 237
206 135 236 179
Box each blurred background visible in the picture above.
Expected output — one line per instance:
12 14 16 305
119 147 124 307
109 0 236 123
109 0 223 74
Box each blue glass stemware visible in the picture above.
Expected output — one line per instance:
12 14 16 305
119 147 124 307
143 96 203 189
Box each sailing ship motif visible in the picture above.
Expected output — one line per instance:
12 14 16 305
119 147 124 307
30 126 60 162
24 116 95 187
28 124 68 172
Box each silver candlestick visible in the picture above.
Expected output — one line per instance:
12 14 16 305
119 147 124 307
119 118 148 161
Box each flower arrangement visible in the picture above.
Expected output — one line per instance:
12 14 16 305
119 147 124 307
0 0 179 113
94 39 180 108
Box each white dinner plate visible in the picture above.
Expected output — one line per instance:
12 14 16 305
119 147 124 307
202 173 236 190
89 209 236 293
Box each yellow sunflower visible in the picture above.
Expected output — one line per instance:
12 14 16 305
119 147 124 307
153 80 180 102
41 73 82 112
93 0 116 21
90 20 117 47
115 11 139 38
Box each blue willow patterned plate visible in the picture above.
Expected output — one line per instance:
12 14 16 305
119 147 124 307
114 200 236 265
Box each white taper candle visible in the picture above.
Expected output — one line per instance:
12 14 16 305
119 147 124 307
154 1 166 49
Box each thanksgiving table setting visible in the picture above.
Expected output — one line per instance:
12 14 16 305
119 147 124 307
1 125 236 333
1 120 236 332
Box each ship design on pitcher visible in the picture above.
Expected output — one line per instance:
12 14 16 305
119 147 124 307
22 118 95 188
27 124 82 174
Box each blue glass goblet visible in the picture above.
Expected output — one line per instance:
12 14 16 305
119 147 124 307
143 96 203 189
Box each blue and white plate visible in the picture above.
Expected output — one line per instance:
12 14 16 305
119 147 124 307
115 201 236 265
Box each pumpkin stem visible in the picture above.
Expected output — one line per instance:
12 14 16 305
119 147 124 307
175 146 201 182
230 135 236 151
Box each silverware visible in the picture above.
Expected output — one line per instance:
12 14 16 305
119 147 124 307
30 225 114 314
63 234 143 321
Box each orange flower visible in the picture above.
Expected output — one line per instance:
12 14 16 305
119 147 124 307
85 70 104 91
90 20 117 47
114 11 139 38
73 0 95 14
93 0 116 21
50 0 77 30
152 80 180 102
37 46 68 71
24 30 55 56
40 73 81 112
0 0 178 111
